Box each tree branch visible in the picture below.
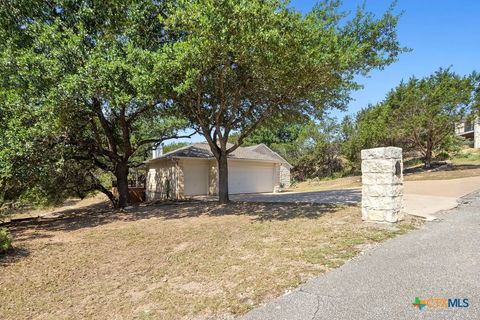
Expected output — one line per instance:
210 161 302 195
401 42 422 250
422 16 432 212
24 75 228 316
91 97 120 161
227 104 274 153
135 132 197 150
119 105 133 159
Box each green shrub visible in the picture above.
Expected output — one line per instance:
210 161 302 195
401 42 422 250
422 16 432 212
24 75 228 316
435 151 450 161
0 228 12 253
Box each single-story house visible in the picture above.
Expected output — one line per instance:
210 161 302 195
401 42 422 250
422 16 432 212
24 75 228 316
145 143 292 200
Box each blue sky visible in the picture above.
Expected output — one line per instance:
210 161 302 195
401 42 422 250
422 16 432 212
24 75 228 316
178 0 480 144
291 0 480 119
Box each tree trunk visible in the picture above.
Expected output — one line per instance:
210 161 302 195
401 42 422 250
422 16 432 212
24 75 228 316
95 182 118 208
424 148 433 169
115 162 130 208
217 152 229 204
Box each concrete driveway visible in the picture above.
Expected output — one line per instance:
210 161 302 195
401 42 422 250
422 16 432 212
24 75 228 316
230 189 361 204
404 176 480 217
232 176 480 218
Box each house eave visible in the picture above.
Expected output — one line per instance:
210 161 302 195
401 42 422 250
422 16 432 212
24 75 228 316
147 155 281 164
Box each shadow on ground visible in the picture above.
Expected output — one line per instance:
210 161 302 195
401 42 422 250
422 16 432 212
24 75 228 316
3 189 361 241
0 247 30 266
0 189 361 265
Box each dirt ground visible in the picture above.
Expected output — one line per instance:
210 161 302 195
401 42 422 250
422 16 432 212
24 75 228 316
0 201 419 320
403 164 480 181
4 194 109 222
7 154 478 319
287 176 362 192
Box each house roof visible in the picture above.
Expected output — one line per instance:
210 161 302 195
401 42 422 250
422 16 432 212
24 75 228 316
244 144 293 169
149 142 292 167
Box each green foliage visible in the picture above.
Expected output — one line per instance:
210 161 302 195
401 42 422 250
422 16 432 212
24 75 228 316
341 103 400 167
0 1 188 208
243 118 345 181
163 142 190 154
243 124 304 149
471 71 480 115
341 68 474 169
160 0 406 136
385 68 473 167
157 0 406 201
0 95 98 210
291 119 344 181
239 118 305 165
0 228 12 253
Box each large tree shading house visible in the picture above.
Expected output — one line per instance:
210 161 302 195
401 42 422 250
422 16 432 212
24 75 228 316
146 143 291 200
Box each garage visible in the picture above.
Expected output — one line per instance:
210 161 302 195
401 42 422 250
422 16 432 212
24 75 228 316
146 143 291 201
228 161 275 194
183 160 209 195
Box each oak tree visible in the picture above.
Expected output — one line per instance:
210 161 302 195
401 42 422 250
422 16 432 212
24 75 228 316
159 0 407 203
0 1 188 208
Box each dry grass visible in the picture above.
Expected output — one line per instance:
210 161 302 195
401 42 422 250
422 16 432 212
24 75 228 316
3 194 108 222
403 148 480 181
288 149 480 189
287 176 361 193
0 201 420 320
452 147 480 165
403 164 480 181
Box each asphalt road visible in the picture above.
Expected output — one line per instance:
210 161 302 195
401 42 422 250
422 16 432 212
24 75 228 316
241 192 480 320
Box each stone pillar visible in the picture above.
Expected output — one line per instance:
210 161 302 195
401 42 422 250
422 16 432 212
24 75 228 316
361 147 404 223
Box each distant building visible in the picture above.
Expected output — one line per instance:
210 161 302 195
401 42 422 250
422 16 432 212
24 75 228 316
456 117 480 148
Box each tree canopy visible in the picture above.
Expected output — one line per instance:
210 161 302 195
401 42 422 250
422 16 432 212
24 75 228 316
341 102 398 167
385 68 473 168
340 68 474 169
0 0 188 208
3 0 471 209
158 0 407 202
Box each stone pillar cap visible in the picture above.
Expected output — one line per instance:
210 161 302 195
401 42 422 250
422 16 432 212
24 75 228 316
361 147 402 160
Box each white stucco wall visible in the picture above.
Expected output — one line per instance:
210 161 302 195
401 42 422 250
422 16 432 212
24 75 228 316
475 117 480 149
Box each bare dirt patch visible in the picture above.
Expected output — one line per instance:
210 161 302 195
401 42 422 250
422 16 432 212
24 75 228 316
0 201 420 320
3 193 109 223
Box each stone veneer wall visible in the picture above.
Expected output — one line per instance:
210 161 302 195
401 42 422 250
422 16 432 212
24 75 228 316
361 147 404 223
208 161 218 195
279 165 291 188
145 159 180 201
176 159 185 199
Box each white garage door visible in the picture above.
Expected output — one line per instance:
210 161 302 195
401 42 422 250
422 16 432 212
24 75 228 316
183 161 209 195
229 162 275 194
